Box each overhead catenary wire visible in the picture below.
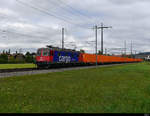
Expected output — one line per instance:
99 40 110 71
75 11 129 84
35 0 66 12
15 0 96 52
0 29 52 40
16 0 73 24
56 0 95 24
28 0 76 23
0 13 62 37
33 0 96 27
63 26 95 52
4 0 101 54
16 0 89 29
64 31 93 51
0 29 59 46
0 13 63 48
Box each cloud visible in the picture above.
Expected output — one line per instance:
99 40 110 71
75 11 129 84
0 0 150 55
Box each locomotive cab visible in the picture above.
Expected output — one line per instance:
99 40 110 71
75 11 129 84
36 48 54 68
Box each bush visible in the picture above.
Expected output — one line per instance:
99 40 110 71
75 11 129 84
0 54 8 64
0 53 35 64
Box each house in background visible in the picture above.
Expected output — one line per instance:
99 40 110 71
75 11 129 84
134 52 150 61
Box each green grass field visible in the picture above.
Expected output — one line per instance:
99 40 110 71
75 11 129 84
0 63 36 69
0 62 150 113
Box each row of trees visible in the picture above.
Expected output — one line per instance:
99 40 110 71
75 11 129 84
0 52 36 64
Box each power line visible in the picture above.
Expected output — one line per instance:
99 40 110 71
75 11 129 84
16 0 88 29
16 0 72 23
56 0 94 23
0 29 55 42
14 0 99 53
38 0 65 12
29 0 76 23
0 13 63 46
0 13 61 35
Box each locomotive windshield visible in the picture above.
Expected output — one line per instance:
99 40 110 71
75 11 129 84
43 49 49 56
37 49 42 56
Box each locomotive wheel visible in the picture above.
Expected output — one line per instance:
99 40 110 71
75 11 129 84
37 65 43 69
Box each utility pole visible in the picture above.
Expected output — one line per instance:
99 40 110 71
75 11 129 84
121 49 123 56
62 28 64 49
95 25 98 66
101 23 104 55
93 23 112 66
124 40 126 56
131 40 133 57
135 50 137 58
98 23 112 55
105 48 107 55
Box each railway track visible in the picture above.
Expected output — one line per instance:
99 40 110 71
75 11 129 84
0 62 136 74
0 68 39 73
0 65 91 73
0 65 83 73
0 63 139 78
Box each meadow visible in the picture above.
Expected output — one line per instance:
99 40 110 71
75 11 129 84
0 64 36 69
0 62 150 113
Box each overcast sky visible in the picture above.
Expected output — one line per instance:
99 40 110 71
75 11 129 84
0 0 150 54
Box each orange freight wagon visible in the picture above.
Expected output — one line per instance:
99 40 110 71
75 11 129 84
79 53 143 64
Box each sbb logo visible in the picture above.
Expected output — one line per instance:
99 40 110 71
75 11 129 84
40 57 44 61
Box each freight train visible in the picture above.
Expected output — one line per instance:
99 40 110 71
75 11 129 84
35 46 143 68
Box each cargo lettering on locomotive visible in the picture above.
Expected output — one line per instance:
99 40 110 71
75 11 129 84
59 56 71 63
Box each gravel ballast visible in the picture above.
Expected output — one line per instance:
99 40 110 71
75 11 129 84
0 63 134 78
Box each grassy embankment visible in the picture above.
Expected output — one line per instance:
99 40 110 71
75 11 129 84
0 62 150 113
0 64 36 69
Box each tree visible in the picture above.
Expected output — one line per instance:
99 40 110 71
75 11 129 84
0 54 8 64
80 49 85 53
25 52 34 63
98 50 103 55
2 50 5 54
25 52 31 56
8 49 11 54
8 56 16 64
